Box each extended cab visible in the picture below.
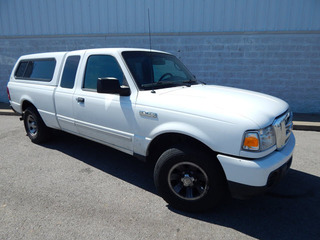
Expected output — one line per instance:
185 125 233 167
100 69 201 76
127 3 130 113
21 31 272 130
7 48 295 212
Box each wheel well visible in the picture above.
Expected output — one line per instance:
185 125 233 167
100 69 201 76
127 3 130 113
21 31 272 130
146 133 217 164
21 101 36 112
147 133 228 196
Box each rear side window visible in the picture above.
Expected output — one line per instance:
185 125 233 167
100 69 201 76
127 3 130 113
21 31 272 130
60 56 80 89
15 62 28 77
15 59 56 81
83 55 124 90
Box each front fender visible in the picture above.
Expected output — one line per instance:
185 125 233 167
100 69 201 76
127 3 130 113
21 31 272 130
149 121 210 147
134 119 233 157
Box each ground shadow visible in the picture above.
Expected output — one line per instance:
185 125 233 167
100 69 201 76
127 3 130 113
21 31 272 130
172 168 320 239
43 131 320 240
43 131 156 194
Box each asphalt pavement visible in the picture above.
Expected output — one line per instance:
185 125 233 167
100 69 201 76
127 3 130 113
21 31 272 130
0 115 319 239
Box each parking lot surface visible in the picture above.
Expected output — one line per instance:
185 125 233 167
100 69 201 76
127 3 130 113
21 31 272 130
1 115 319 240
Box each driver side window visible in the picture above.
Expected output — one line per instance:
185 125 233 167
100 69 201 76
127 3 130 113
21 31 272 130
83 55 126 90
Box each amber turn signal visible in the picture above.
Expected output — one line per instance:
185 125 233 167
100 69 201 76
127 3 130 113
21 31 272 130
243 132 259 151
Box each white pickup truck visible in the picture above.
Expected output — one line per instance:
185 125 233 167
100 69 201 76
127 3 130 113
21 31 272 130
7 48 295 212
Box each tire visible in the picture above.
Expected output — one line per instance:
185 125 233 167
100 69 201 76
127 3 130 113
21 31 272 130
23 106 50 144
154 145 227 212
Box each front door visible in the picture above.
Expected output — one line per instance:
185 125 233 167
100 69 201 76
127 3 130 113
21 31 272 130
73 53 136 154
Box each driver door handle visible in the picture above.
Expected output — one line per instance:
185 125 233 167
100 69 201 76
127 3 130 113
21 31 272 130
76 97 85 103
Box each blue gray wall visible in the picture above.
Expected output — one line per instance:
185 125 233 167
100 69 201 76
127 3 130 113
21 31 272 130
1 0 319 35
1 0 319 113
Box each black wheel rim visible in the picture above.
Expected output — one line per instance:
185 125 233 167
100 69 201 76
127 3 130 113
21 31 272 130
168 161 209 200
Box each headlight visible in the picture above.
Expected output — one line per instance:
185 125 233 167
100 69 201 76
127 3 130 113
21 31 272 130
242 125 276 151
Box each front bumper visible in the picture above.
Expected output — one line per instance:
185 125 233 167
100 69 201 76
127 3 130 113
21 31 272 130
217 134 295 198
228 157 292 199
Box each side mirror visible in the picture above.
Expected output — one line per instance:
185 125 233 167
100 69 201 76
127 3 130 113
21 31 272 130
97 77 130 96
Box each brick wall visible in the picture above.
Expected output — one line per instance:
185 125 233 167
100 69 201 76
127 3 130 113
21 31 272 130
1 32 319 113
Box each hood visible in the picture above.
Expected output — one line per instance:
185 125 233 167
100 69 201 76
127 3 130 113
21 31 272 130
137 85 289 128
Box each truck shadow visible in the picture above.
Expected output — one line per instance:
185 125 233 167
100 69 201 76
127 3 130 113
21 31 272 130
43 131 157 194
174 169 320 239
43 131 320 240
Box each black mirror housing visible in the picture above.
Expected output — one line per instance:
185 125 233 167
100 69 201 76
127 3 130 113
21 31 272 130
97 77 130 96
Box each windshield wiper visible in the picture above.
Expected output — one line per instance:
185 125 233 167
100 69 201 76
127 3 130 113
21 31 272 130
182 79 197 84
182 79 202 87
141 79 201 90
141 81 179 88
184 79 206 85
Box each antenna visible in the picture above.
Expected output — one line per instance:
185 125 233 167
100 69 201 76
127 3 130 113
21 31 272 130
148 8 152 51
148 8 155 93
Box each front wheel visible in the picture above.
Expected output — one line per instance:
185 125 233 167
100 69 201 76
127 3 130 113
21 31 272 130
154 145 227 212
24 107 50 143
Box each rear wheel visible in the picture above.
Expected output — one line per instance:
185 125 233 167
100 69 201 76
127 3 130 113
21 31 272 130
154 145 227 212
24 107 50 143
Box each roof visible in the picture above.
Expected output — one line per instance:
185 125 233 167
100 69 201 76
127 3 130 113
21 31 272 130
18 48 169 59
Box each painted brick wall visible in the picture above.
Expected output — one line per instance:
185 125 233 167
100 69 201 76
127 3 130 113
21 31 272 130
1 32 319 113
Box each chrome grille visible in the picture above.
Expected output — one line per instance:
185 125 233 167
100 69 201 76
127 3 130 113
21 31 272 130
273 110 293 150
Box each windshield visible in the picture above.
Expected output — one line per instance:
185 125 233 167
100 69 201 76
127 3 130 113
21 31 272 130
122 51 198 90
